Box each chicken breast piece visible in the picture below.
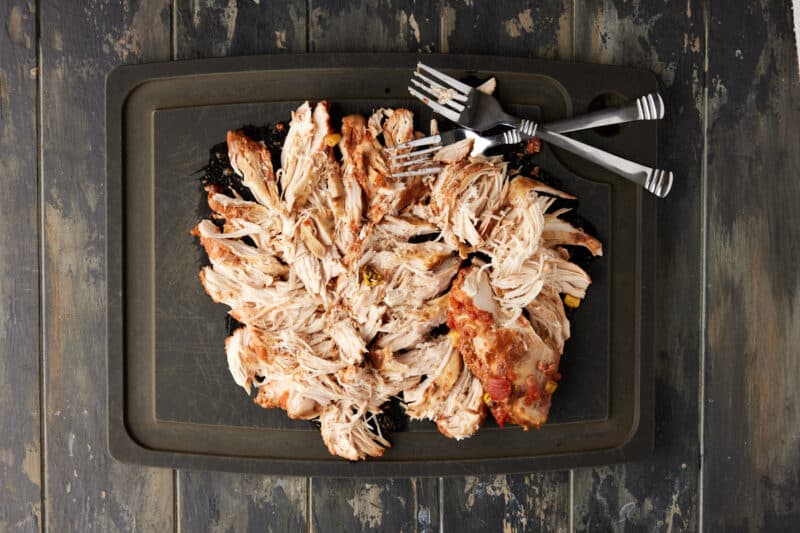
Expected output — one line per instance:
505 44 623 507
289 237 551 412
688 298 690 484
448 266 562 429
376 294 449 352
402 335 487 440
227 130 282 212
279 101 335 211
429 156 508 252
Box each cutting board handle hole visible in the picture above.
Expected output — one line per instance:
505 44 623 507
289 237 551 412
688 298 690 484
587 92 628 137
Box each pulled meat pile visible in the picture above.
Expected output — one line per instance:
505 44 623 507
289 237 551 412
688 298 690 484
193 101 602 460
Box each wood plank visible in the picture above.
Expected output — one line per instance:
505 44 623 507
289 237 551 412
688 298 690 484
437 3 575 530
440 0 573 59
0 1 41 531
309 0 439 52
173 2 311 531
306 3 441 530
39 2 174 531
175 0 306 58
310 478 438 533
571 1 705 530
441 473 570 532
179 472 308 532
704 0 800 529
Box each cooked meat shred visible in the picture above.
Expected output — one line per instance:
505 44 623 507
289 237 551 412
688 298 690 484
194 101 601 460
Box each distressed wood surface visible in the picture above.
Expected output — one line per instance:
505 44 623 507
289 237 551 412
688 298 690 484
441 473 571 533
0 1 41 532
6 0 800 531
173 1 310 531
179 472 308 532
440 0 573 59
571 1 705 531
704 0 800 529
39 1 173 531
310 478 438 533
309 0 439 52
175 0 306 59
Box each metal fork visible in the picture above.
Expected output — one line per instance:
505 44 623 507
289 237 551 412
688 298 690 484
387 91 664 177
387 128 528 177
408 63 673 198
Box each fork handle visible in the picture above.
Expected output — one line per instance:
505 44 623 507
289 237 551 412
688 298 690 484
543 93 665 134
536 128 673 198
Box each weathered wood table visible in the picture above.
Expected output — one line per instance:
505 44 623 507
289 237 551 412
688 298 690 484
2 1 799 531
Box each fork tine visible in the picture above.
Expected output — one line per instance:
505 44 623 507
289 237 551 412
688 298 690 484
385 134 443 154
410 79 466 112
412 72 469 103
417 63 472 95
389 145 442 162
408 87 461 122
390 150 441 168
392 166 442 178
391 155 436 171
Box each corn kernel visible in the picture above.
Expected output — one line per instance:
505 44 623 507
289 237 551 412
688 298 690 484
360 265 383 287
324 133 341 147
544 381 558 394
564 295 581 308
483 393 492 404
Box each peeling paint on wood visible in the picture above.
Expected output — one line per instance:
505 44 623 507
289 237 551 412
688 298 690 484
7 1 797 530
309 0 439 52
175 0 307 58
0 1 41 531
40 0 173 531
572 0 705 530
794 0 800 75
179 472 308 532
441 0 573 59
310 477 438 533
704 0 800 529
442 473 570 532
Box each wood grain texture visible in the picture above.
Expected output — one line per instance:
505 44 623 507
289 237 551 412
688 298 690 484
441 473 570 532
441 0 573 59
704 0 800 529
310 478 438 533
179 472 308 532
309 0 439 52
0 1 41 531
173 2 310 530
175 0 307 58
40 1 173 531
437 2 575 527
571 1 706 530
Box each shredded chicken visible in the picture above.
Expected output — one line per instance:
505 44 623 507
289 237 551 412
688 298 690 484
194 101 601 460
